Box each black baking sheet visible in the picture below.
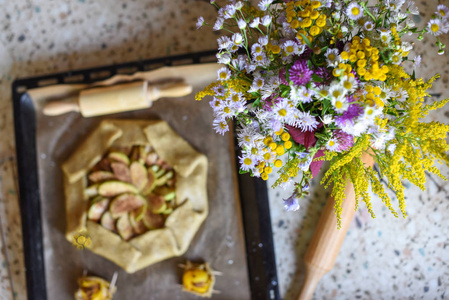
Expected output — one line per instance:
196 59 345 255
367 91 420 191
12 51 280 300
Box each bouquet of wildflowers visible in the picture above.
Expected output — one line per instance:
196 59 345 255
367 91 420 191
195 0 449 227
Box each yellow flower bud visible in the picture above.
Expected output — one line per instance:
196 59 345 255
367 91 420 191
274 159 283 168
281 132 291 141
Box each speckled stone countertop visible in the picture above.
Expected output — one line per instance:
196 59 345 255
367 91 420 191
0 1 448 299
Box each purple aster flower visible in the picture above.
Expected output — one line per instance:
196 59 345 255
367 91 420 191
335 95 363 128
289 59 313 86
283 190 301 211
334 129 354 152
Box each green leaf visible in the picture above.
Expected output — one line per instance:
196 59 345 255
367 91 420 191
307 59 313 69
285 69 290 82
312 74 323 83
239 169 248 174
252 98 261 108
322 100 331 115
411 70 416 80
315 133 328 140
299 33 312 48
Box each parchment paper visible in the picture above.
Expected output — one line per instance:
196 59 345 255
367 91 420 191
27 63 251 300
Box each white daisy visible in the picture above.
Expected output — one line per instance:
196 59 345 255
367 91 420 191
285 96 300 109
331 97 349 113
413 55 422 69
222 4 236 19
213 17 224 31
297 86 316 103
253 52 269 67
196 17 204 29
272 99 292 124
387 143 396 154
232 33 244 45
215 101 235 119
405 18 415 29
326 138 340 151
283 40 299 56
260 83 274 100
329 82 347 101
386 0 405 12
401 41 413 53
261 15 272 27
406 0 419 15
436 4 449 19
346 2 364 20
290 85 302 102
372 133 387 150
213 84 225 97
251 43 264 55
237 125 257 147
258 36 269 46
325 48 340 68
321 115 334 125
237 18 247 29
249 17 260 28
391 52 402 65
239 154 257 171
213 118 230 135
209 97 222 109
231 54 250 71
427 18 448 36
299 111 320 132
377 84 394 102
217 36 231 50
228 92 246 112
258 0 274 11
350 120 370 136
315 86 330 100
379 30 391 44
249 76 265 92
341 75 357 92
229 43 240 53
216 52 231 64
217 67 231 81
235 1 244 10
361 106 382 121
364 21 374 31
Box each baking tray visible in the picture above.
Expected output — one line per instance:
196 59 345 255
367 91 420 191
12 51 280 300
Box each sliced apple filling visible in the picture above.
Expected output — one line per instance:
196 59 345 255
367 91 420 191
85 145 176 241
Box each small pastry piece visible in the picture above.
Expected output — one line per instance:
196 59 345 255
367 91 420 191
181 261 217 298
74 275 116 300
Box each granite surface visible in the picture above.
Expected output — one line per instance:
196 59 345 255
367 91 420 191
0 1 448 299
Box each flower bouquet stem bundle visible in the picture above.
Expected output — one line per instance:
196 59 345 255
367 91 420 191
196 0 449 226
196 0 449 295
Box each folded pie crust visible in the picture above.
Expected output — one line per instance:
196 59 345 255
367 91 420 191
62 119 208 273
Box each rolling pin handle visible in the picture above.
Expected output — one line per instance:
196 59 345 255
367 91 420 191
42 99 80 116
297 151 374 300
298 264 328 300
148 82 193 102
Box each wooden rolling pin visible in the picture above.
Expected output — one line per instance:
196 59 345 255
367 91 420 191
298 151 374 300
43 81 192 117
